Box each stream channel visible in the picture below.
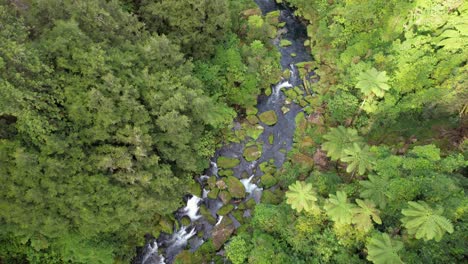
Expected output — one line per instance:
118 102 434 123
135 0 312 263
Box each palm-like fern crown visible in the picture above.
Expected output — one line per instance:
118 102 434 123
342 142 375 175
366 233 404 264
359 175 390 209
324 191 356 224
401 201 454 241
356 68 391 98
322 126 363 161
285 181 318 213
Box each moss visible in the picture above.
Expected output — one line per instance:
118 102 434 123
278 22 286 27
261 173 278 188
217 156 240 169
219 190 232 204
159 217 173 234
200 205 217 225
246 115 259 125
258 110 278 126
268 134 274 144
243 144 262 162
231 210 244 224
180 216 191 226
244 124 264 140
226 176 246 198
291 53 297 57
246 107 258 116
282 69 291 79
280 39 292 47
207 176 217 189
293 86 303 95
261 190 282 205
246 198 257 209
218 169 233 177
265 87 272 96
208 188 219 199
217 204 234 216
299 99 308 107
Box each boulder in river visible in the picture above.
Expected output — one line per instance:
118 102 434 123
211 217 235 250
226 176 246 198
217 157 240 168
258 110 278 126
243 144 262 162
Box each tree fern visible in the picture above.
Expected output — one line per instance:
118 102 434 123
352 199 382 231
324 191 356 224
359 175 390 209
342 143 375 175
285 181 318 213
401 201 454 241
356 68 391 98
322 126 363 161
366 233 404 264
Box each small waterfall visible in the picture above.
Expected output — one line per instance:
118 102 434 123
141 241 165 264
182 195 201 221
210 161 218 177
202 188 209 199
272 80 293 98
240 175 262 194
164 227 197 261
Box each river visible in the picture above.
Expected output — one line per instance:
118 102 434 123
134 0 311 263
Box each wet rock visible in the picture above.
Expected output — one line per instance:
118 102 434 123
217 204 234 216
219 190 232 204
207 188 219 199
217 157 240 169
260 173 277 188
280 39 292 47
261 190 282 205
199 205 217 225
180 216 191 226
212 217 235 250
246 115 259 125
258 110 278 126
226 176 246 198
243 144 262 162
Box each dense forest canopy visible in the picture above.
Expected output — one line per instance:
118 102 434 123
0 0 466 263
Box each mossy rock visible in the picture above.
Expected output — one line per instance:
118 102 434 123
280 39 292 47
238 202 246 210
219 190 232 204
246 107 258 116
259 162 269 173
291 53 297 57
299 99 308 107
281 106 290 114
188 181 201 196
217 156 240 169
268 134 274 144
216 179 227 190
180 216 191 226
207 176 217 189
243 145 262 162
278 21 286 27
200 205 217 225
218 169 233 177
285 89 297 100
261 173 278 188
258 110 278 126
261 190 282 205
246 115 259 125
295 112 305 124
244 124 264 140
231 210 245 224
246 198 257 209
293 86 303 95
226 176 246 198
265 87 272 96
217 204 234 216
282 69 291 79
304 39 310 46
212 217 235 250
208 188 219 199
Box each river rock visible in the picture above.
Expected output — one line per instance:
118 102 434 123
261 173 277 188
244 124 264 140
207 188 219 199
246 115 259 125
199 205 216 225
180 216 191 226
217 204 234 216
226 176 246 198
219 190 232 204
243 144 262 162
217 156 240 168
188 181 202 197
212 217 235 250
280 39 292 47
258 110 277 126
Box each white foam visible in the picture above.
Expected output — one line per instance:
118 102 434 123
183 195 201 221
241 175 262 194
215 215 223 226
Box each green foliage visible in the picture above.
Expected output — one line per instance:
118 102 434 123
324 191 356 225
355 68 391 98
285 181 318 213
341 143 375 175
366 233 404 264
401 201 454 242
352 199 382 232
359 175 390 209
322 126 363 161
226 236 249 264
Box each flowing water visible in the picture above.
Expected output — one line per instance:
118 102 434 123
134 0 311 263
